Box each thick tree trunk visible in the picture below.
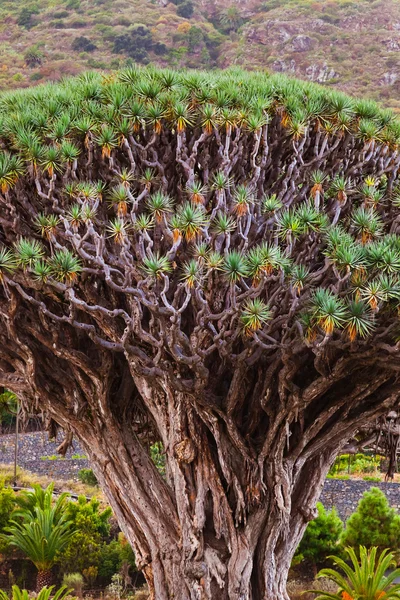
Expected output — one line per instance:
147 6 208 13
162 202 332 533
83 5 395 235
69 386 335 600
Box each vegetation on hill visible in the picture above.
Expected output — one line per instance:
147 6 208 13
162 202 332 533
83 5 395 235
0 0 399 108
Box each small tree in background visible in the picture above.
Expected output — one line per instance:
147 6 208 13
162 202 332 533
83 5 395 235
294 503 343 571
341 487 400 555
2 484 74 590
56 496 112 576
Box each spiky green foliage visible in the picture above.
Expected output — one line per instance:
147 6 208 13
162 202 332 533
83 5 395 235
313 546 400 600
2 494 74 573
0 585 71 600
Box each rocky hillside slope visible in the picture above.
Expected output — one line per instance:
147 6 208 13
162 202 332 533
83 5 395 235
0 0 399 107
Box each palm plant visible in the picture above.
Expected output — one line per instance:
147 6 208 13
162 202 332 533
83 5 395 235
3 508 73 591
15 484 69 520
2 485 73 591
312 546 400 600
0 585 71 600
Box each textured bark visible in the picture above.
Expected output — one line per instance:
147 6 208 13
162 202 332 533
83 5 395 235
36 569 53 592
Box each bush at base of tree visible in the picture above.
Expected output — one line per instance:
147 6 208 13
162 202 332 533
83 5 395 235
341 487 400 554
77 468 98 486
294 502 344 567
56 495 112 576
97 534 136 584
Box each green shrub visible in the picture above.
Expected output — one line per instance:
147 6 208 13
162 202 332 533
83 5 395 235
56 496 112 575
24 46 43 68
341 487 400 554
78 468 98 486
98 533 135 584
150 443 166 478
0 485 16 554
329 453 381 476
29 72 44 81
294 503 343 567
66 0 80 8
17 7 39 30
71 37 97 52
177 1 194 18
62 573 83 596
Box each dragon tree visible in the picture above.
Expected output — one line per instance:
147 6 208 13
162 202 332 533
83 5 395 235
1 66 400 599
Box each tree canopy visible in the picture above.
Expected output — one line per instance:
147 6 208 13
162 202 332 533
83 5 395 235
1 66 400 599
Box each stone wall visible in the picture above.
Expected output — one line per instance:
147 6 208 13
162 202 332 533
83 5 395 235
0 431 88 481
3 432 400 517
320 478 400 521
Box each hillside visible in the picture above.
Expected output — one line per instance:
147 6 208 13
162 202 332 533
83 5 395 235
1 0 400 108
0 0 400 109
